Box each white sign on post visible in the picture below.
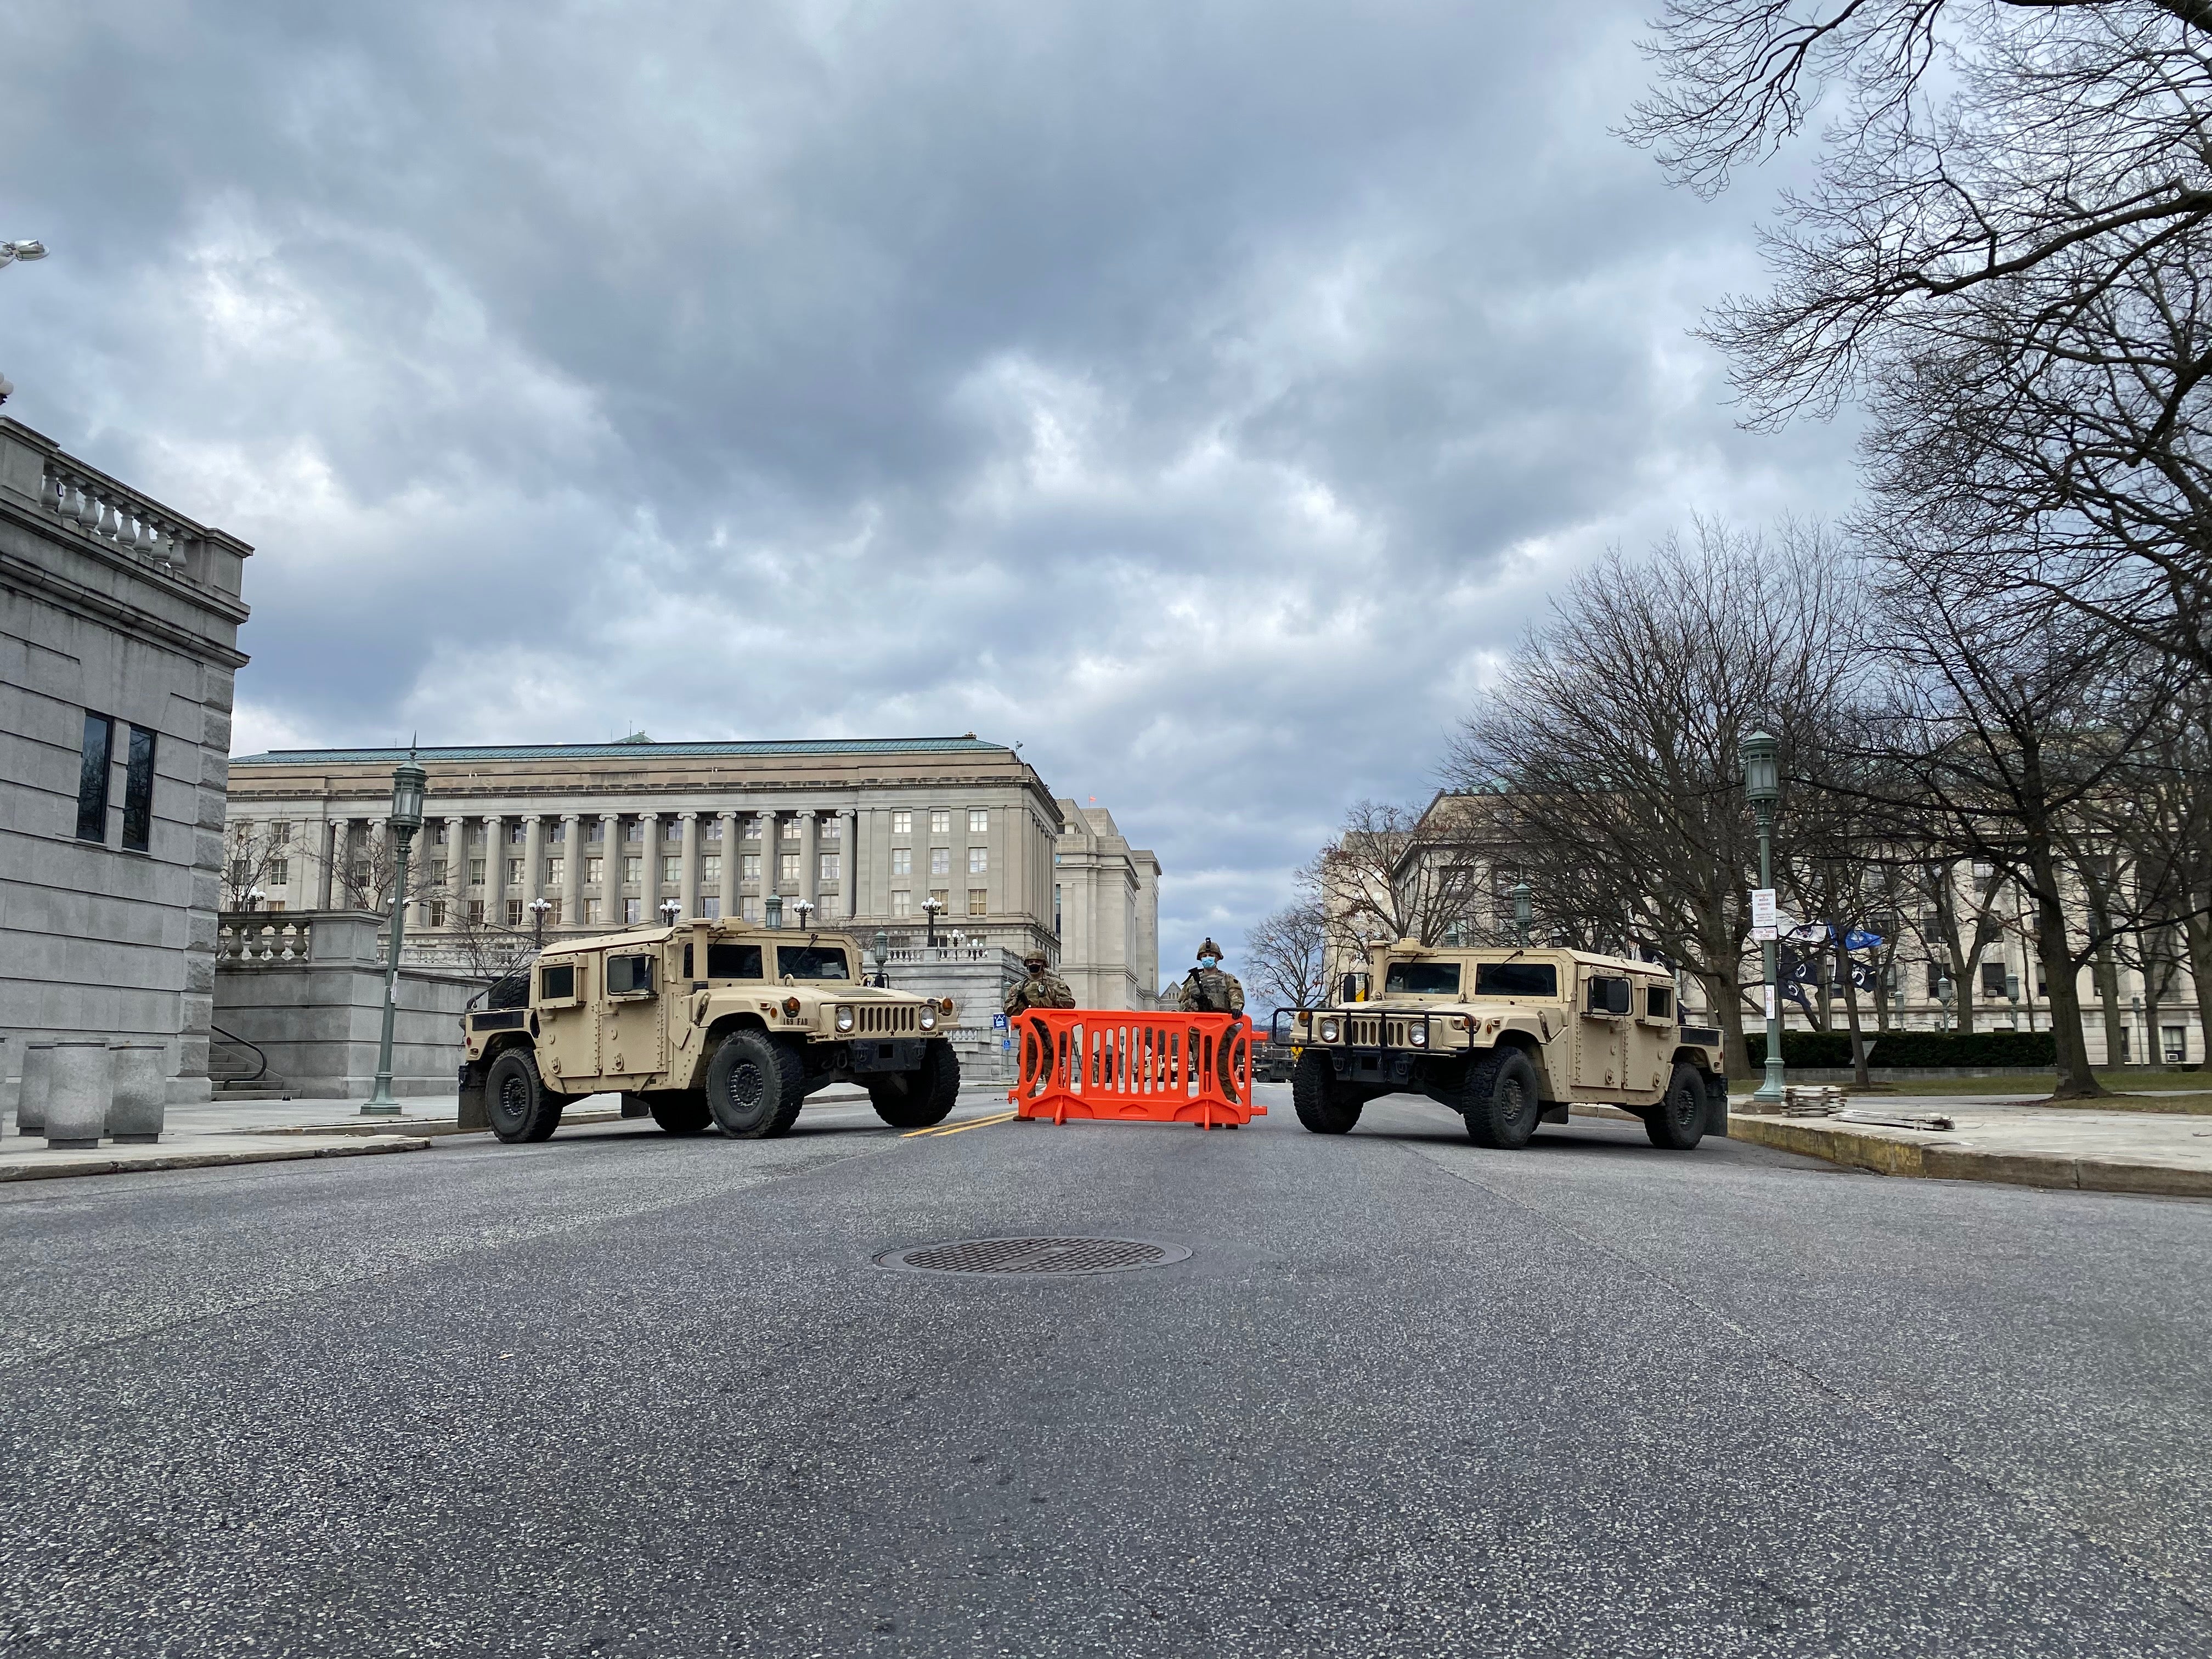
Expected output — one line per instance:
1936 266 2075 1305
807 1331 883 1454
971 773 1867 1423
1763 985 1778 1020
1750 888 1778 941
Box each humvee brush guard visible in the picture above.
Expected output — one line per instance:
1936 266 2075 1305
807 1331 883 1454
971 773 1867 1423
1280 941 1726 1149
459 920 960 1144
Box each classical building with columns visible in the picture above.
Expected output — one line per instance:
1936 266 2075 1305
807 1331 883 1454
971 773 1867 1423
222 735 1162 1007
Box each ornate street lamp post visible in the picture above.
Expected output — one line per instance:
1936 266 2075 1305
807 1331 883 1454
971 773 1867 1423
792 898 815 931
871 928 890 988
529 896 553 951
1742 730 1786 1107
921 895 944 950
2005 971 2021 1032
1936 974 1954 1032
658 898 682 928
363 752 427 1116
765 894 783 929
1510 882 1531 949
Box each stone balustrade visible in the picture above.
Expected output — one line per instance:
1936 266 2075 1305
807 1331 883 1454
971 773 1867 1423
216 917 315 963
40 458 201 577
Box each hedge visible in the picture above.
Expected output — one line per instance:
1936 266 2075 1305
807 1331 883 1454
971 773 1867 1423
1743 1030 1858 1068
1742 1029 2056 1069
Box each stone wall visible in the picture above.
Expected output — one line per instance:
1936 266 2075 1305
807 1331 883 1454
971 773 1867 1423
0 416 252 1108
213 911 479 1099
874 944 1024 1085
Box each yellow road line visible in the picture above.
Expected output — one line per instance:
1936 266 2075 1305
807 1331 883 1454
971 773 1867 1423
903 1110 1018 1139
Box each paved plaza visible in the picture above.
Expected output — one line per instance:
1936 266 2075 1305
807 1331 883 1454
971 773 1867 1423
2 1085 2207 1657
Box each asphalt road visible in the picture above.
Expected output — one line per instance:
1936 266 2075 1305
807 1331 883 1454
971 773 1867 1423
2 1083 2208 1658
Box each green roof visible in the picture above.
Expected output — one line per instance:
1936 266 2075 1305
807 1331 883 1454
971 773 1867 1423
232 737 1009 765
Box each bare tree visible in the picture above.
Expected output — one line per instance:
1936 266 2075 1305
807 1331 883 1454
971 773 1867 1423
221 821 295 911
1449 518 1868 1076
1302 797 1493 967
1243 901 1334 1013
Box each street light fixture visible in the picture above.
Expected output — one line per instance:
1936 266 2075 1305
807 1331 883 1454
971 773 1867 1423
1742 730 1785 1107
245 886 266 913
2005 971 2021 1031
1510 882 1531 949
792 898 815 930
871 928 890 988
921 894 944 950
658 898 682 928
363 751 428 1116
529 896 554 951
764 894 783 930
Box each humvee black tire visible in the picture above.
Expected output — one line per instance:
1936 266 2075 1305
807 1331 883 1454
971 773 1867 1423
707 1030 805 1139
867 1039 960 1128
486 1048 564 1144
1292 1051 1361 1134
650 1091 713 1136
1645 1064 1709 1150
1462 1048 1542 1149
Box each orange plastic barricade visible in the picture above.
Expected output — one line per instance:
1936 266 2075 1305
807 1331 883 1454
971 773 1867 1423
1007 1010 1263 1128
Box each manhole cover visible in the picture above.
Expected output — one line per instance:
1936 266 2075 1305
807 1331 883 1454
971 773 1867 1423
873 1236 1192 1277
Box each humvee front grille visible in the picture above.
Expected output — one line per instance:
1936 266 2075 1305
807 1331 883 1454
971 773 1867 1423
1348 1015 1422 1047
853 1004 919 1035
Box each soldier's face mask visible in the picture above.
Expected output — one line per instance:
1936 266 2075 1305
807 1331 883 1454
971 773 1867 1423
1199 955 1220 967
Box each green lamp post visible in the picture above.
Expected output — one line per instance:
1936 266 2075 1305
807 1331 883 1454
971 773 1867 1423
1743 730 1787 1107
1511 881 1532 949
363 751 428 1116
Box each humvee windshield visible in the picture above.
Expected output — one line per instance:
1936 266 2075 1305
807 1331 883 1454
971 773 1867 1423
1385 961 1462 995
1474 961 1558 997
776 945 851 981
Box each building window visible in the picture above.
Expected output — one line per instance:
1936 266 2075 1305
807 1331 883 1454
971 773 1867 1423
507 857 525 884
701 895 722 919
509 822 527 846
891 848 911 876
742 896 761 922
968 888 988 917
778 852 800 882
2163 1025 2186 1064
506 899 524 927
119 725 156 851
891 890 912 917
623 856 642 885
546 856 564 885
469 858 487 887
892 810 912 836
264 899 286 913
661 855 680 885
820 817 841 841
1979 961 2006 998
929 888 949 911
744 817 764 840
624 897 643 924
625 819 641 842
665 821 681 843
782 818 800 840
272 821 291 847
585 856 603 884
269 859 290 885
969 808 988 833
468 899 486 923
75 712 114 842
930 808 950 834
1054 883 1062 935
430 900 447 927
546 899 563 926
704 819 723 842
968 847 988 874
930 848 950 876
430 823 448 846
701 854 721 885
741 853 760 881
583 898 603 924
428 859 448 888
1925 962 1944 996
586 821 605 843
820 853 840 882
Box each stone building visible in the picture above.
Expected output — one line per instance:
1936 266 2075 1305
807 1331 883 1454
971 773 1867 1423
0 416 252 1107
222 736 1161 1011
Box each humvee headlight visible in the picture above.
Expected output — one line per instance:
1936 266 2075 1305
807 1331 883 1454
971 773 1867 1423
782 996 802 1017
919 1007 938 1031
1408 1023 1427 1048
835 1006 855 1032
1319 1017 1340 1043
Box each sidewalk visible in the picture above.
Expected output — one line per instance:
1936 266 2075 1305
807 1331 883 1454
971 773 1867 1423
1726 1101 2212 1198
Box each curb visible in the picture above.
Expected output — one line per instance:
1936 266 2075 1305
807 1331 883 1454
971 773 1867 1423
1725 1114 2212 1198
0 1135 433 1184
232 1109 621 1140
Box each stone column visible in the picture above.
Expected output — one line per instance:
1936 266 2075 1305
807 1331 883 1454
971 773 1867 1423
318 818 340 909
560 812 583 929
798 810 819 918
522 814 545 936
637 812 659 925
679 810 701 921
838 808 859 918
443 816 467 929
718 811 739 919
757 810 778 922
484 815 505 926
594 813 617 925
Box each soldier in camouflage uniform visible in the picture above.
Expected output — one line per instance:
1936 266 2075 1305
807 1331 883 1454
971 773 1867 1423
1176 939 1245 1015
1176 939 1246 1103
1005 950 1075 1015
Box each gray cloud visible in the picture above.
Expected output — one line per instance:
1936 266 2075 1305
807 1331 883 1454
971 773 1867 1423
0 0 1859 974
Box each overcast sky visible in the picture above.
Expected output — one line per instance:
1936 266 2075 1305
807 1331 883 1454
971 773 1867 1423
1 1 1857 978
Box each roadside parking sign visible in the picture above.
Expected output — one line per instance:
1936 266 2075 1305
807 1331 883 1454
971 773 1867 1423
991 1013 1009 1029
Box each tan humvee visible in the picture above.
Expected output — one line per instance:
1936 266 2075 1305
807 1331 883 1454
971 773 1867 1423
458 919 960 1143
1280 941 1726 1149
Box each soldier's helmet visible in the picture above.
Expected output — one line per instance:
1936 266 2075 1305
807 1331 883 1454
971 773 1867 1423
1023 950 1049 969
1196 938 1224 962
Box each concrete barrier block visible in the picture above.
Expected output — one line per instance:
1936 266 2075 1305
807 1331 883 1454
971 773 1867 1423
16 1043 54 1134
107 1043 167 1143
45 1041 113 1149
